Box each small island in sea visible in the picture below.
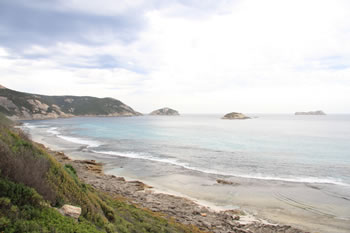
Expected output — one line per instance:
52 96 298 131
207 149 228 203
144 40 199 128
295 110 326 115
150 107 180 116
222 112 250 120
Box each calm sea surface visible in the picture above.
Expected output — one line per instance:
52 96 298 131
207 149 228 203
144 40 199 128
23 114 350 186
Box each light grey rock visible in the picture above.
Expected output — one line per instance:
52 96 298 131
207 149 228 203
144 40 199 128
150 107 179 116
295 110 326 115
222 112 250 120
58 204 81 220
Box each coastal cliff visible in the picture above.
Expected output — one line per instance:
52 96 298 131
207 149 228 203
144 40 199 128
150 107 180 116
295 110 326 115
0 85 141 120
222 112 250 120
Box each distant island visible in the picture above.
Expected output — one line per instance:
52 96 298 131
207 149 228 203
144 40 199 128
295 110 326 115
150 107 179 116
0 85 141 120
222 112 250 120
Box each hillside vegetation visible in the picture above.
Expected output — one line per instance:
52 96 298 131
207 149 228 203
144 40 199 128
0 85 141 120
0 113 201 233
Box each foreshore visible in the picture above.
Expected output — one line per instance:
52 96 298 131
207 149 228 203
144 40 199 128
22 121 350 233
39 142 305 233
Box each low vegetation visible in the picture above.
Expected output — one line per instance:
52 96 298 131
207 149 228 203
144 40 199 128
0 113 202 233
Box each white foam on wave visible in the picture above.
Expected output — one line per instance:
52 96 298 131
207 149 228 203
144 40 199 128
21 123 37 129
92 150 349 187
22 123 50 128
44 127 101 148
47 127 60 135
91 150 183 165
57 135 102 148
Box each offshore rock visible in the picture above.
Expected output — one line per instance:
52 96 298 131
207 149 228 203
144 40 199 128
295 110 326 115
150 107 180 116
222 112 250 120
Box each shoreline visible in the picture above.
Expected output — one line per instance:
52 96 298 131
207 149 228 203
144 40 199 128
36 141 305 233
21 120 350 233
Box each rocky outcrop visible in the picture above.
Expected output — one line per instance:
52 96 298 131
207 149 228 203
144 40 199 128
295 110 326 115
150 107 179 116
58 204 82 220
222 112 250 120
0 85 142 120
76 160 104 175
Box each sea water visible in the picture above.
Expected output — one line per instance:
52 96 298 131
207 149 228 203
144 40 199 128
23 114 350 186
22 114 350 232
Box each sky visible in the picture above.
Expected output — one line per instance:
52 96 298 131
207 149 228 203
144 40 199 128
0 0 350 114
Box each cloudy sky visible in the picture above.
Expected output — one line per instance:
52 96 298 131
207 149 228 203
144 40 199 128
0 0 349 113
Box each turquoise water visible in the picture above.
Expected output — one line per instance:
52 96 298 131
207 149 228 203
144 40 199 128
24 114 350 186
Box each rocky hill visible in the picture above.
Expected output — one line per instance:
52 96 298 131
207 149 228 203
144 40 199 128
150 107 179 116
222 112 250 120
295 110 326 115
0 85 141 120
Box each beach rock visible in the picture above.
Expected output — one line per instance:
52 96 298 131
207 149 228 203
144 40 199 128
55 151 71 160
295 110 326 115
77 160 103 174
127 180 153 190
222 112 250 120
150 107 180 116
58 204 81 220
216 179 239 186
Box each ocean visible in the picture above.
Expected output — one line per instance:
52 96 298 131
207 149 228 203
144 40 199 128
22 114 350 232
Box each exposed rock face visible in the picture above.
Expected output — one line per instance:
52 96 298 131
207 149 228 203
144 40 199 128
150 107 179 116
58 204 82 220
295 110 326 115
0 85 142 120
222 112 250 120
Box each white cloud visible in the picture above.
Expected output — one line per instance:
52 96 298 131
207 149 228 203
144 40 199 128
1 0 350 113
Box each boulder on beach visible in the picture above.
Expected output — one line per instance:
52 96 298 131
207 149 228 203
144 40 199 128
150 107 179 116
295 110 326 115
222 112 250 120
216 179 239 186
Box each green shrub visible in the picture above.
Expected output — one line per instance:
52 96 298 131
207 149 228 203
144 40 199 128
0 178 42 207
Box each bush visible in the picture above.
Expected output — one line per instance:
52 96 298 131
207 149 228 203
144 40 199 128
0 139 56 204
0 178 42 208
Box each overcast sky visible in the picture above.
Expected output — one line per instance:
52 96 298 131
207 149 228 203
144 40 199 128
0 0 349 113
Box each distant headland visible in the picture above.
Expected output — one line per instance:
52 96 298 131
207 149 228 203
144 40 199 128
0 85 141 120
